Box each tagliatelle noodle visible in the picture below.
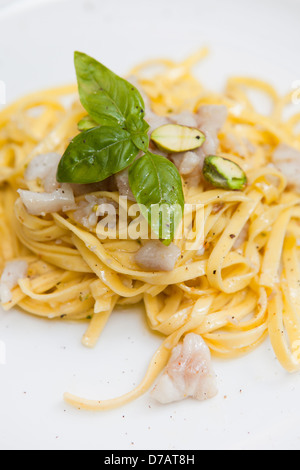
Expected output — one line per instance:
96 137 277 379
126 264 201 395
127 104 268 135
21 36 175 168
1 49 300 410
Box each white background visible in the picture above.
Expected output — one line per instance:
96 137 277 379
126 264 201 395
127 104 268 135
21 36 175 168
0 0 300 451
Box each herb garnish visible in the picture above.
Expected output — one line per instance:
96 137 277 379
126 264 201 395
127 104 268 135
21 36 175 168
57 52 185 243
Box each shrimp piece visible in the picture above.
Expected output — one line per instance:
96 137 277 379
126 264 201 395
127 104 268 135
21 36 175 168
0 260 28 304
195 105 228 160
171 105 228 186
25 153 61 192
18 184 76 216
273 144 300 192
135 241 181 272
151 333 218 404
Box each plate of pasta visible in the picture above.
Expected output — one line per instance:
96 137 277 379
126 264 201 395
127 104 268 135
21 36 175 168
1 0 300 451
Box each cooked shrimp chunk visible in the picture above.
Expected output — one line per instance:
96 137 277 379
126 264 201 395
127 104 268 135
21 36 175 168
273 144 300 192
151 333 218 404
18 185 76 216
25 153 61 192
0 260 28 304
135 241 181 272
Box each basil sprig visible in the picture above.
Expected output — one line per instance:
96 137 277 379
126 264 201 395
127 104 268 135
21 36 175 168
57 52 184 243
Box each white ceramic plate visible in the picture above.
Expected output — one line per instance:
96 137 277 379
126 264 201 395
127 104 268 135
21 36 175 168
1 0 300 451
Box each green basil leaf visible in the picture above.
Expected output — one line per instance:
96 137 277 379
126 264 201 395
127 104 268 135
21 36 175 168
77 115 99 131
131 133 149 153
75 51 146 128
57 126 140 184
126 114 150 134
126 114 150 152
128 152 184 243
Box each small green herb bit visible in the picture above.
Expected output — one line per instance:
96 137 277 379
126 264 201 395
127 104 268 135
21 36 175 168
151 124 206 153
203 155 247 190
